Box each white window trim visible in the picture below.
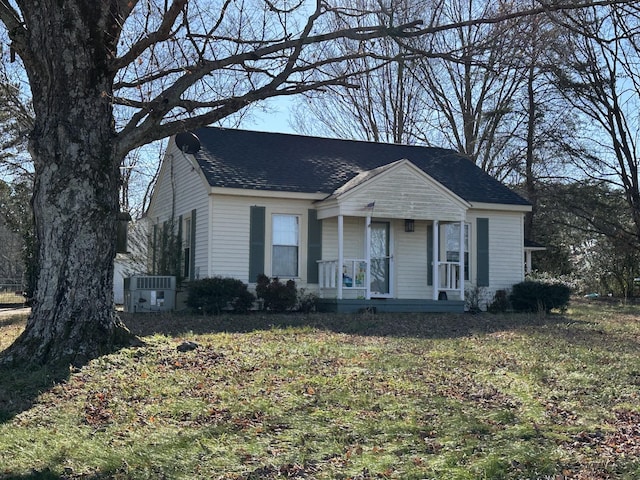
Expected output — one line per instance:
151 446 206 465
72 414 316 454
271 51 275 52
443 222 471 282
271 213 300 278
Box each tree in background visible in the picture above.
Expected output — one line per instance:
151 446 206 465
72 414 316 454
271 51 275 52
0 0 425 366
294 0 590 188
0 52 32 179
508 1 581 240
0 181 23 281
0 179 35 300
549 4 640 247
292 0 432 143
294 0 533 175
532 181 640 297
409 0 531 180
0 1 636 366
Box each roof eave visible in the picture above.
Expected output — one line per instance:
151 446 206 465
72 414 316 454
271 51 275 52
209 186 328 200
469 201 532 212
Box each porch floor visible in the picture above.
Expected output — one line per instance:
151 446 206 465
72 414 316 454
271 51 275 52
316 298 465 314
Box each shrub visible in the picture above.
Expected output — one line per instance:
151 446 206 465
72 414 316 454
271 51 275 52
509 280 571 313
465 285 484 314
255 274 297 313
296 288 319 313
186 277 255 314
487 289 510 314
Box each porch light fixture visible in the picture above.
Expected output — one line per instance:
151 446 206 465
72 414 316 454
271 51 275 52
404 219 415 233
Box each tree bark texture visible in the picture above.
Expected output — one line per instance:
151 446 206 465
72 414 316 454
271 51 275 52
3 2 132 366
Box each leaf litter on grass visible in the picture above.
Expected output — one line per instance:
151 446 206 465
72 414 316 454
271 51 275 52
2 307 640 478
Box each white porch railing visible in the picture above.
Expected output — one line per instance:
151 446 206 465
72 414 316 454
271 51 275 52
438 261 461 290
318 259 367 291
319 259 460 294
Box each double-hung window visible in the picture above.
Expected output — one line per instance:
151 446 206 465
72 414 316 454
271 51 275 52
272 214 299 277
444 223 470 281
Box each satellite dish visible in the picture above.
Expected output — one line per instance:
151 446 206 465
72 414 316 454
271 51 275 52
175 131 201 154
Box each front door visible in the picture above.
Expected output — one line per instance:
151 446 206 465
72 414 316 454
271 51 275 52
370 221 392 297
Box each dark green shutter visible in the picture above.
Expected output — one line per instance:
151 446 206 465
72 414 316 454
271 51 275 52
476 218 489 287
152 224 158 275
249 206 266 283
427 224 433 286
307 209 322 283
190 209 197 280
178 215 184 279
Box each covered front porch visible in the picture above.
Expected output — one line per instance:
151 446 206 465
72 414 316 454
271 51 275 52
312 158 472 313
315 217 467 312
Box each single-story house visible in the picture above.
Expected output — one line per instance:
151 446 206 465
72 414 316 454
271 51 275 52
145 127 531 312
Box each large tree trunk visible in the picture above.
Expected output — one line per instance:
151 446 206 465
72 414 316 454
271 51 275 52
2 2 133 366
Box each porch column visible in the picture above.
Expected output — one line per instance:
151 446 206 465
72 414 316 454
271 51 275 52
432 220 439 300
365 214 371 300
338 214 344 300
459 219 465 301
525 250 532 275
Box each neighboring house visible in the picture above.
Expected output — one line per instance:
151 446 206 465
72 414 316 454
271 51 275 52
524 239 547 275
145 127 531 312
113 219 149 304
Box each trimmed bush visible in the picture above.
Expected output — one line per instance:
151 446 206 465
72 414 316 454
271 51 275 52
186 277 255 314
509 281 571 313
255 274 297 313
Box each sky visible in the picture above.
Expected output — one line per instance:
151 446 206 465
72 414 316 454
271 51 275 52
240 97 299 135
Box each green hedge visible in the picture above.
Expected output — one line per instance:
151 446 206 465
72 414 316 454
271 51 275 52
255 274 297 313
509 281 571 313
186 277 255 314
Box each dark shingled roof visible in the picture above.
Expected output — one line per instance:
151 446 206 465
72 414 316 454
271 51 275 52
192 127 530 206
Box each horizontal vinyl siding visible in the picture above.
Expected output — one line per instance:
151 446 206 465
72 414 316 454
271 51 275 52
394 220 429 299
147 143 210 278
210 196 251 280
321 217 366 260
488 213 525 289
322 217 338 261
210 195 316 286
467 210 525 301
345 217 366 259
339 164 466 221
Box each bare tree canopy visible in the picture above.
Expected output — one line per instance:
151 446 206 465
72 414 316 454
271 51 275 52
0 0 638 366
549 4 640 244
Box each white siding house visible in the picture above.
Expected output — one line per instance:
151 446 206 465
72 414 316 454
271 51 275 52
146 127 532 312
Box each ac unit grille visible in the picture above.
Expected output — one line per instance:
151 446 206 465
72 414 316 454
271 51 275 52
135 276 173 290
124 275 176 313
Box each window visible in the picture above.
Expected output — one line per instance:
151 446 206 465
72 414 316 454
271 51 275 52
183 217 191 279
272 214 299 277
444 223 469 281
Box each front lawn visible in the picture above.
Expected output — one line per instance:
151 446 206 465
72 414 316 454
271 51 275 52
1 301 640 479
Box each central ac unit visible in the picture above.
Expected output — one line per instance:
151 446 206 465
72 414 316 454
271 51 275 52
124 276 176 313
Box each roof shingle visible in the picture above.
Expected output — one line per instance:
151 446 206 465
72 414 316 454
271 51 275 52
192 127 530 206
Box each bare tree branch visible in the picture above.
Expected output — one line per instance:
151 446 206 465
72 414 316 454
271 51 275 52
112 0 188 71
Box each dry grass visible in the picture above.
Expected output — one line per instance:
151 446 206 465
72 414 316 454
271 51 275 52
0 301 639 479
